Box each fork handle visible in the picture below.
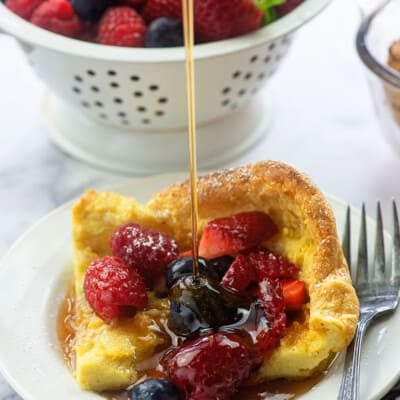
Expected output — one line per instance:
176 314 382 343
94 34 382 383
337 314 374 400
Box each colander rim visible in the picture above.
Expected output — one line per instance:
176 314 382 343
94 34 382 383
356 4 400 89
0 0 331 62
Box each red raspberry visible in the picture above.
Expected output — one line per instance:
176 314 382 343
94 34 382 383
142 0 182 23
84 256 148 322
110 222 179 288
165 333 252 400
30 0 83 37
97 6 147 47
5 0 45 20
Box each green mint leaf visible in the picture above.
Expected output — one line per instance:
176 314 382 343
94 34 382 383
255 0 285 11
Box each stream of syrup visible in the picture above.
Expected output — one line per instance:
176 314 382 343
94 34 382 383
182 0 200 279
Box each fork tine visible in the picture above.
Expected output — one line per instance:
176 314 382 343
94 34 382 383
391 199 400 284
373 202 385 282
356 203 368 285
342 206 351 269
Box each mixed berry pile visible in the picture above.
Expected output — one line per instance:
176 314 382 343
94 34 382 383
83 211 308 400
3 0 304 47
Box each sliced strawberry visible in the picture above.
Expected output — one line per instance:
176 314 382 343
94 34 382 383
220 254 256 294
250 247 299 280
179 249 193 257
165 332 252 400
198 211 277 259
256 277 286 352
282 279 307 310
220 247 298 294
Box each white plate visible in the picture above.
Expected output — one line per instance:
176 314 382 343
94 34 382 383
0 172 398 400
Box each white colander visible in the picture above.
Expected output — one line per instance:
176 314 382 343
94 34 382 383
0 0 330 174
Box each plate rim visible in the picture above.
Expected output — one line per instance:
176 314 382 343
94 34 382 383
0 174 398 400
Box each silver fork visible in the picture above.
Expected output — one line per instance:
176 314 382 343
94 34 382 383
337 201 400 400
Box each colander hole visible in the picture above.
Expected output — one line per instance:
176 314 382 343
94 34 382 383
131 75 140 81
91 86 100 92
87 69 96 76
264 56 271 63
110 82 119 88
118 112 127 117
74 75 83 82
222 99 230 106
72 87 81 94
222 87 231 95
250 55 258 63
244 72 252 80
134 91 143 97
81 101 90 108
142 118 151 124
149 85 159 91
122 120 130 125
232 71 241 79
95 101 103 107
231 104 238 111
258 73 266 80
99 113 107 119
108 70 117 76
269 43 276 51
158 97 168 103
114 98 123 104
137 106 147 112
238 89 246 96
155 110 164 116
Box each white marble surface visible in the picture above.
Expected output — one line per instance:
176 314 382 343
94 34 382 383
1 0 400 398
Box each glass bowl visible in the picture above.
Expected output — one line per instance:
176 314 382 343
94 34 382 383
356 0 400 151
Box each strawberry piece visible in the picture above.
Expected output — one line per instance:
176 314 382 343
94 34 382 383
179 249 192 257
142 0 182 23
97 6 147 46
30 0 83 37
256 277 286 352
221 247 298 294
84 256 148 322
220 253 256 294
5 0 45 20
282 278 307 310
110 222 179 288
251 247 299 280
198 211 277 259
165 332 252 400
194 0 263 42
275 0 304 17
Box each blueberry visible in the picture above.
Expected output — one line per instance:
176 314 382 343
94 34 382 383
145 18 184 48
169 275 248 336
71 0 109 21
166 257 219 289
208 255 235 280
130 379 182 400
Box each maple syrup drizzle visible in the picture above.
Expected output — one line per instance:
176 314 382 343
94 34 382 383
182 0 200 279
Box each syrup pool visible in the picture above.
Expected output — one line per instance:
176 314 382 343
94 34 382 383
57 287 326 400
